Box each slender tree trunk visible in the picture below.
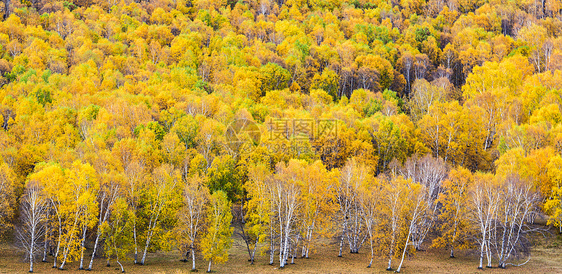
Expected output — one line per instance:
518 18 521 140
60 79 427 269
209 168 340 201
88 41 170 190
60 253 68 269
396 223 413 273
279 234 285 268
133 222 138 264
305 241 310 258
485 241 492 268
240 225 253 261
89 193 111 270
304 229 312 258
478 242 484 269
117 260 124 273
88 233 101 270
113 240 124 272
282 230 291 267
141 209 162 265
294 236 300 263
478 230 486 269
60 248 70 270
279 220 285 268
191 247 196 270
269 234 275 265
53 228 61 268
141 215 157 265
141 230 153 265
250 243 257 264
60 212 81 270
387 229 395 270
291 237 298 264
207 260 212 272
338 219 346 257
302 236 307 258
79 225 87 270
42 231 49 262
290 244 295 264
29 225 36 273
367 236 373 268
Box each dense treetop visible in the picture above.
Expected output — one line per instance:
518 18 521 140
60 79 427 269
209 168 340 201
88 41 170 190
1 0 561 179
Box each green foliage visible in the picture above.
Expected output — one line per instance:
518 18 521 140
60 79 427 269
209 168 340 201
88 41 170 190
207 155 242 202
32 88 52 106
415 27 432 44
364 99 382 117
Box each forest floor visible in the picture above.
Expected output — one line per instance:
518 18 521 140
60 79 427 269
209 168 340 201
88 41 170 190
1 228 561 274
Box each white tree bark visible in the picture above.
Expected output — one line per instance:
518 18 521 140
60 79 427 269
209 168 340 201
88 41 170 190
400 155 447 251
396 183 427 273
89 183 120 270
78 224 87 270
17 183 48 273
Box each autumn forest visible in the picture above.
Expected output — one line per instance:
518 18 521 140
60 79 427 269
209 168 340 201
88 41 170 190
0 0 562 272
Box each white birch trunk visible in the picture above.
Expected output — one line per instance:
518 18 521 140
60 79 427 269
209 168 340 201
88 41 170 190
88 233 100 270
338 219 346 257
396 222 413 273
133 222 138 264
191 247 196 270
78 225 87 269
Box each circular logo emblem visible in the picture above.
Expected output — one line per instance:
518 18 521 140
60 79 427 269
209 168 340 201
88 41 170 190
224 118 261 154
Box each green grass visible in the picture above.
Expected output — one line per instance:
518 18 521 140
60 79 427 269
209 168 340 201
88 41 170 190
1 232 561 274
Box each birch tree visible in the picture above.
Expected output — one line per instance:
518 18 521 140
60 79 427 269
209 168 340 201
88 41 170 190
491 174 540 268
58 161 99 270
87 171 123 270
359 175 380 268
336 158 368 256
17 182 48 273
101 198 134 273
273 160 304 268
124 160 145 264
29 163 71 269
379 175 409 271
74 163 101 271
469 172 501 269
201 190 233 273
245 163 274 264
176 173 210 271
299 160 337 259
139 164 181 265
400 154 447 250
396 180 426 273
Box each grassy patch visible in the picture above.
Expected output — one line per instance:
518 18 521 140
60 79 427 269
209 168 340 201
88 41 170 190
2 231 561 273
